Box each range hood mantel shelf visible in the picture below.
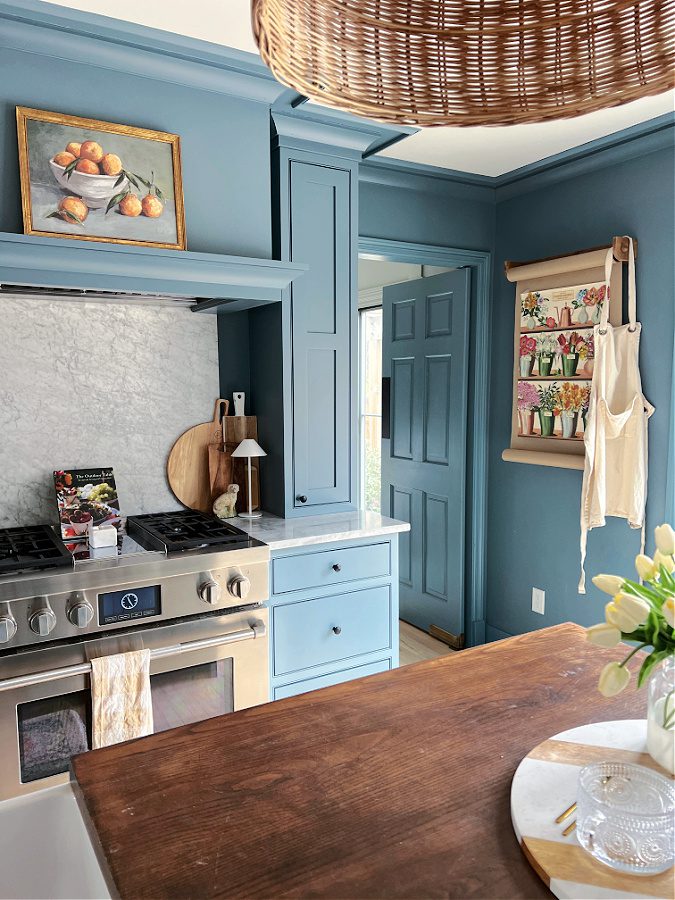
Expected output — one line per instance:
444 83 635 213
0 232 307 313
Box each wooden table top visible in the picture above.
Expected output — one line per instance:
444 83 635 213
72 623 645 899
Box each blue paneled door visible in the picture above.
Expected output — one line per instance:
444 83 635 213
381 269 470 638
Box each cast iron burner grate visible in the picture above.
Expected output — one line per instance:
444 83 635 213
126 510 252 552
0 524 73 575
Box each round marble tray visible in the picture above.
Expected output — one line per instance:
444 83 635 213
511 720 674 900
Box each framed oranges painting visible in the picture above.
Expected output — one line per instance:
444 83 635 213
16 107 186 250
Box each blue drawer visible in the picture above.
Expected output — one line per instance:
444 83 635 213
274 658 391 699
273 585 392 676
272 542 390 595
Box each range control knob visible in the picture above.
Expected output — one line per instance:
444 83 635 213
199 580 221 606
228 574 251 601
0 614 17 644
29 605 57 637
67 599 94 629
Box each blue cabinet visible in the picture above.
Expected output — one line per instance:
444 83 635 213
268 536 400 699
289 161 354 509
250 134 358 518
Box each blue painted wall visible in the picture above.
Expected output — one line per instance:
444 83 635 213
488 144 675 637
359 163 496 252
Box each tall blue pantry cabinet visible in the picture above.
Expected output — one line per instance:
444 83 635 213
250 113 366 518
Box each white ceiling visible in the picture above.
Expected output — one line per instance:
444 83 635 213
47 0 675 177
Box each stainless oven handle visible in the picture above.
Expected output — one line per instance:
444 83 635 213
0 620 266 693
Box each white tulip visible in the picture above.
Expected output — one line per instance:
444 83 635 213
586 623 622 648
654 550 675 575
592 574 625 595
598 661 631 697
664 598 675 629
655 524 675 556
605 599 641 633
615 592 651 627
635 554 658 582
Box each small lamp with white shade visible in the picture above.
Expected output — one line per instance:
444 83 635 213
231 438 266 519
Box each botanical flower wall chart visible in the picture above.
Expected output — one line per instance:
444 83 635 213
503 242 626 468
517 281 605 442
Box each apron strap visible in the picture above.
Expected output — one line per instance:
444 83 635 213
600 237 637 333
627 237 637 330
599 246 614 333
578 524 588 594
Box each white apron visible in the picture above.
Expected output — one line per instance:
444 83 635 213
579 239 654 593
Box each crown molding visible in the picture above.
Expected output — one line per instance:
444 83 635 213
272 109 412 159
362 113 674 201
0 0 287 104
359 157 497 203
494 112 675 199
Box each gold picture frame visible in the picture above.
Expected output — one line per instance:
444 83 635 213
16 107 186 250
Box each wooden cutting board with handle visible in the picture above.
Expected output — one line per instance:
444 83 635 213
167 399 229 513
209 416 260 511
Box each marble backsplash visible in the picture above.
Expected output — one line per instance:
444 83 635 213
0 294 219 527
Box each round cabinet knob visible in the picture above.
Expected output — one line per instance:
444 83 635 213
332 563 342 572
296 495 308 504
228 575 251 601
29 607 57 637
67 600 94 629
332 625 342 635
198 580 221 606
0 615 17 644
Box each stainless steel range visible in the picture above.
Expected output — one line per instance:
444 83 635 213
0 510 270 801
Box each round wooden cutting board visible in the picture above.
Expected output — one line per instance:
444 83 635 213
511 719 674 900
167 399 228 513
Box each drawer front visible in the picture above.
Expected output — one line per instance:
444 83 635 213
273 585 391 676
274 659 391 700
273 542 390 595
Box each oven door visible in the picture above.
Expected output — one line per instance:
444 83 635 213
0 608 268 801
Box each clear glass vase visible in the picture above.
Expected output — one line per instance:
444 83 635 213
647 656 675 775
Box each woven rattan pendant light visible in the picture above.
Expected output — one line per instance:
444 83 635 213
252 0 675 126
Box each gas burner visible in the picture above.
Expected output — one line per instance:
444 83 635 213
126 510 254 553
0 525 73 576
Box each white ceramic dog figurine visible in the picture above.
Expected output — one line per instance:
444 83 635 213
213 483 239 519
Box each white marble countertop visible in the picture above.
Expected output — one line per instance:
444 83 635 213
233 510 410 550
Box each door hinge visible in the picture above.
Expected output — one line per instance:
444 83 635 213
428 624 465 651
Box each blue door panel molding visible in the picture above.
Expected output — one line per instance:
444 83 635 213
426 291 454 338
423 355 452 466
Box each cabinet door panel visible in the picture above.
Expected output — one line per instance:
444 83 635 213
290 161 352 508
273 659 391 700
273 585 392 676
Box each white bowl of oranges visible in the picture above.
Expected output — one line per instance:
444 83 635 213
49 140 128 209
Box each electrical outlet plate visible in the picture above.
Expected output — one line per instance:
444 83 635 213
532 587 545 615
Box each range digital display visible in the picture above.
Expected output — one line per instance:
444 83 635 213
98 585 161 625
